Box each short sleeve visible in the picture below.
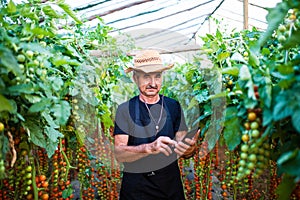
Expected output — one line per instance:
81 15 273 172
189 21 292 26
113 102 131 135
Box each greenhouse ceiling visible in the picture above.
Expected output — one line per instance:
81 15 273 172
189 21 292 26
64 0 282 53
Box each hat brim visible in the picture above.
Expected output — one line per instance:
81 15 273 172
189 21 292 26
125 63 174 73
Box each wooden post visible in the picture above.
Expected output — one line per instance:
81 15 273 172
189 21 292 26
243 0 249 29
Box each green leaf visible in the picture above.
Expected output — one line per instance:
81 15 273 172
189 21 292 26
231 52 247 64
215 29 223 40
222 67 239 76
99 104 113 128
273 100 293 121
52 56 81 67
248 51 259 67
42 5 62 18
7 0 16 13
278 77 296 89
24 94 42 104
187 97 198 110
0 94 13 112
245 80 256 100
44 126 63 142
7 83 35 95
292 109 300 133
41 111 59 128
239 65 251 80
19 42 51 55
278 64 294 75
260 77 272 108
51 100 71 125
62 186 73 198
262 108 273 126
23 118 46 148
0 46 22 77
223 107 241 150
49 77 63 91
30 27 55 38
29 98 52 113
277 150 297 166
283 29 300 49
57 1 82 24
276 174 296 200
256 2 289 49
261 47 271 56
217 52 230 62
19 7 39 21
277 147 300 178
45 139 58 158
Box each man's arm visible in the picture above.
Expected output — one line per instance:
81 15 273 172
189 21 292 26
114 134 177 163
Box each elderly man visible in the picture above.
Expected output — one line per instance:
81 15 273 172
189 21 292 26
113 50 199 200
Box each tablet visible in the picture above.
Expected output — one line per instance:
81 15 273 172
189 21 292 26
183 128 200 142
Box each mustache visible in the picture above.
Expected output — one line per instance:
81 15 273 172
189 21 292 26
146 85 158 89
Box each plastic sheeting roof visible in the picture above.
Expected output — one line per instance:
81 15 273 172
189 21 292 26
66 0 281 52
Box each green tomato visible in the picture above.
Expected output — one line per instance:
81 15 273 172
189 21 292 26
241 144 249 152
278 24 286 33
26 166 32 172
255 168 264 175
257 155 265 161
0 165 5 173
33 60 39 66
27 179 32 185
29 67 35 73
239 159 246 167
0 122 4 132
245 169 252 175
17 54 26 63
257 162 265 168
278 35 286 43
26 50 34 58
240 152 248 160
247 162 255 170
251 129 260 138
248 154 257 162
19 64 25 70
250 121 259 130
40 41 47 47
26 172 32 179
238 166 244 172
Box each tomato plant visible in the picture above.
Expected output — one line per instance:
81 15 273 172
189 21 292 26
0 0 132 199
174 0 300 199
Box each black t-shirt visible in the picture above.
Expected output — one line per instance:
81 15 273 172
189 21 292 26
114 95 188 173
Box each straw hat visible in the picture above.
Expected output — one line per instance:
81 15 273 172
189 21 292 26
125 50 174 73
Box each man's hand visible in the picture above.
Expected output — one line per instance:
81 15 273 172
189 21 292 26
147 136 177 156
174 129 200 158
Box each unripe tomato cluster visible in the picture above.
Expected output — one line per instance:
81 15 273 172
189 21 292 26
223 75 234 92
237 107 270 180
277 9 300 48
0 150 35 200
15 49 48 85
236 84 271 181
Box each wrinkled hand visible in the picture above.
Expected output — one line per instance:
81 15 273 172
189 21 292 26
148 136 177 156
174 130 200 157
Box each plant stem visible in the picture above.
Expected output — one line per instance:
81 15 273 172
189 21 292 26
30 158 39 200
59 138 76 181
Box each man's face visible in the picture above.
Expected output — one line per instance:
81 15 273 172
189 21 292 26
133 71 163 97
